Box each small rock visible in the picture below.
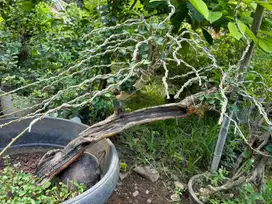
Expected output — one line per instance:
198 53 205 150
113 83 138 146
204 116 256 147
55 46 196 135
70 116 82 124
31 163 36 169
145 190 150 194
174 181 186 191
199 188 205 193
119 173 128 180
199 188 210 196
133 191 139 197
147 199 152 203
133 166 160 182
170 193 180 202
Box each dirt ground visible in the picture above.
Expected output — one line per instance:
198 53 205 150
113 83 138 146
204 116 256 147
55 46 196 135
0 152 190 204
107 173 172 204
108 172 191 204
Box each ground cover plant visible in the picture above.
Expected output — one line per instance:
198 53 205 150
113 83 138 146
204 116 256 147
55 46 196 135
0 0 272 203
0 156 86 203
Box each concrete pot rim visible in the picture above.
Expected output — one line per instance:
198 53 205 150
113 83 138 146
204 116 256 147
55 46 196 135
188 172 208 204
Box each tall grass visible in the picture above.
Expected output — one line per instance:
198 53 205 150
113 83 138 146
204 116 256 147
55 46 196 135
118 81 243 180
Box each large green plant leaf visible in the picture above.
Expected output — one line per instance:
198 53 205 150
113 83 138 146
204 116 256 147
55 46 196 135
245 27 257 43
187 2 205 23
258 38 272 53
208 11 222 23
189 0 209 20
228 22 243 40
257 2 272 12
227 21 251 40
17 0 34 12
260 30 272 37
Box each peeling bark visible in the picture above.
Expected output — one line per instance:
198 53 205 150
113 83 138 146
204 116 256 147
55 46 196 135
35 88 217 184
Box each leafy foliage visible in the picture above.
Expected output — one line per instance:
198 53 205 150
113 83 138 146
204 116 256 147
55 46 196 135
210 178 272 204
0 156 85 203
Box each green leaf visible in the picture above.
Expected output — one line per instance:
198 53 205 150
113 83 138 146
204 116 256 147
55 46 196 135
208 11 222 23
245 27 257 43
242 151 250 159
146 0 168 10
229 104 239 112
258 39 272 53
189 0 209 20
171 2 188 34
264 145 272 153
238 21 247 33
43 182 51 189
229 20 256 42
240 16 253 25
201 28 213 45
259 30 272 37
199 95 205 101
257 2 272 12
228 22 242 40
17 0 34 12
104 93 111 98
227 22 246 40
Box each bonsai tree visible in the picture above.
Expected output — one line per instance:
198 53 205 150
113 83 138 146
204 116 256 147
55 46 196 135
0 0 271 202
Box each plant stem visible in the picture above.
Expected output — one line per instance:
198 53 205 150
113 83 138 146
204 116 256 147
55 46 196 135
0 127 29 156
210 1 267 173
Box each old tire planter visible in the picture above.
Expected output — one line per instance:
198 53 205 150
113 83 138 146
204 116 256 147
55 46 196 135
0 117 120 204
188 173 206 204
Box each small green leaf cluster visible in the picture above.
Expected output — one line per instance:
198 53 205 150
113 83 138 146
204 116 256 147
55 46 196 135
210 178 272 204
0 157 86 204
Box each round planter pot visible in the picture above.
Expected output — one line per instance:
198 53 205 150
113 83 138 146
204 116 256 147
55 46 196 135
188 173 206 204
0 117 120 204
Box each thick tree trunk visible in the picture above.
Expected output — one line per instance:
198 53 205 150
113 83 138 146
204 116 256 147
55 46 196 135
35 88 216 184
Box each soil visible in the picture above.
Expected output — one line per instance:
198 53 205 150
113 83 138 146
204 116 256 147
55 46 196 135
0 152 191 204
0 152 45 174
107 173 172 204
107 173 191 204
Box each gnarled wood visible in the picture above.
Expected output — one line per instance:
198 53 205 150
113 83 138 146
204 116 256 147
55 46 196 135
35 88 217 184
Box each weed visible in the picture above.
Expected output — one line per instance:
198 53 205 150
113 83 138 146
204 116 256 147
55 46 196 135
210 178 272 204
118 114 233 180
126 81 165 111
